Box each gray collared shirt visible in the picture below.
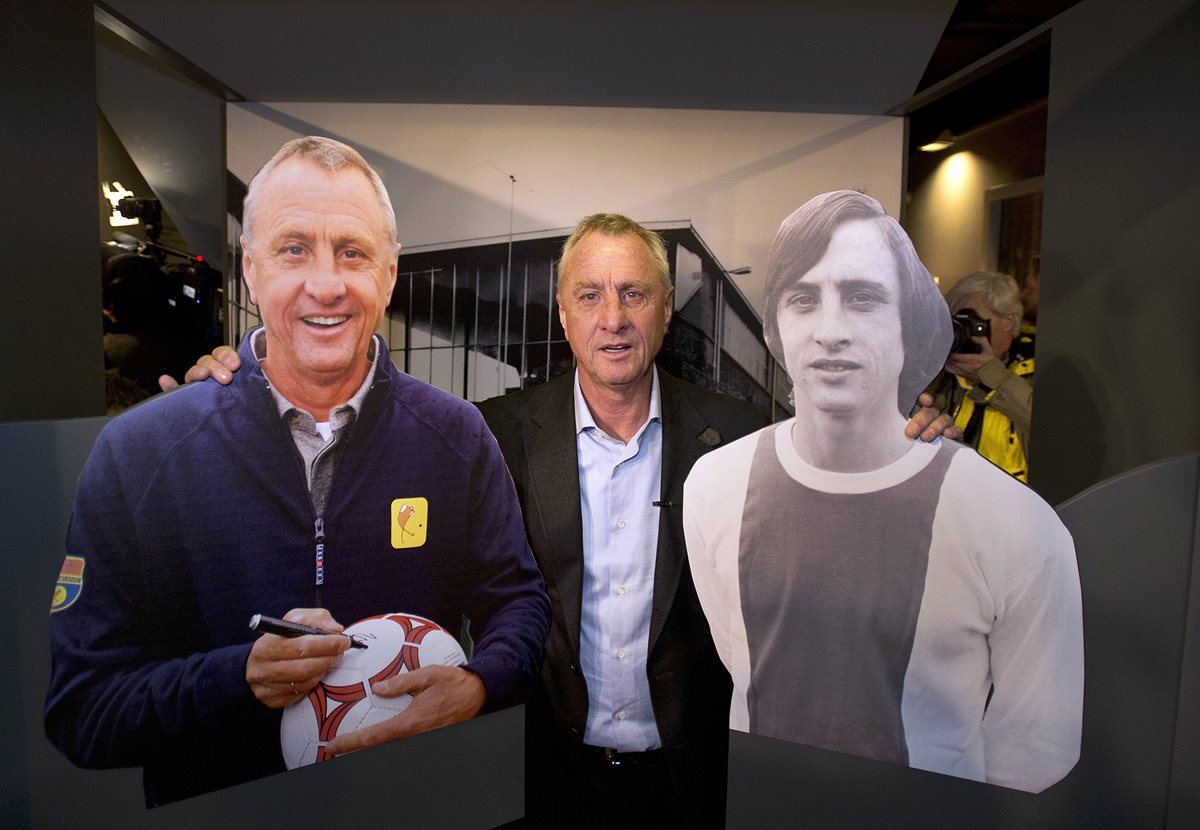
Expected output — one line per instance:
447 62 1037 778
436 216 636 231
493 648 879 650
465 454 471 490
251 328 378 515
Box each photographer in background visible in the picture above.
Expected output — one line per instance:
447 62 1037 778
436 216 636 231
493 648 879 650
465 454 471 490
101 251 192 404
928 271 1035 481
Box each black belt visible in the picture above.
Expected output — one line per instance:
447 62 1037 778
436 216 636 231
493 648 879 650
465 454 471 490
578 745 664 766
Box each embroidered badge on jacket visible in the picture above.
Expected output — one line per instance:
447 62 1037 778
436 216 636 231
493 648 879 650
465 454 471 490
391 498 429 549
51 556 85 613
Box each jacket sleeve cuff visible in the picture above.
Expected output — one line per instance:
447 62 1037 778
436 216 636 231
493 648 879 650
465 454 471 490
195 642 259 725
463 654 518 713
976 358 1011 390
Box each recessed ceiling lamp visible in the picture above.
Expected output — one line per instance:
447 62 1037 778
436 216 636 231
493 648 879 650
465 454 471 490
919 130 956 152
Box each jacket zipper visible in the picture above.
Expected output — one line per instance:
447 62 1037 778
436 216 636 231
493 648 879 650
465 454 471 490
314 517 325 608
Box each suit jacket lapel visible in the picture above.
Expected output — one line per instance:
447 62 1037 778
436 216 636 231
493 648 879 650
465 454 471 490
648 372 714 655
526 375 587 660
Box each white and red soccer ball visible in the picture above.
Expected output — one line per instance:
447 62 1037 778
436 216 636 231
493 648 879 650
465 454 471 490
280 612 467 769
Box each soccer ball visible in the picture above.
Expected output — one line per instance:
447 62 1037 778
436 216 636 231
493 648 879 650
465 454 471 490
280 612 467 769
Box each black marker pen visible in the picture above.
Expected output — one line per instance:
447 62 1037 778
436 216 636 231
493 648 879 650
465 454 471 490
248 613 367 649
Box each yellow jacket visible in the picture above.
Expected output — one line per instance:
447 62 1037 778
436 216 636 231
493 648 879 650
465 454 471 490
949 355 1034 481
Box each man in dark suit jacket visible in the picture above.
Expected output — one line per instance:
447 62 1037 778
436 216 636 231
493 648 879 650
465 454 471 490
479 363 764 827
477 214 764 828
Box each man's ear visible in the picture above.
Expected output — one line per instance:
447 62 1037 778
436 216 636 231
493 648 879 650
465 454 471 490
557 297 568 334
384 242 401 299
241 236 258 306
663 285 674 330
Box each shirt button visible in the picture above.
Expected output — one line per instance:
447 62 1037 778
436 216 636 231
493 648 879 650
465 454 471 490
616 711 627 721
617 648 626 659
617 586 627 596
616 519 626 529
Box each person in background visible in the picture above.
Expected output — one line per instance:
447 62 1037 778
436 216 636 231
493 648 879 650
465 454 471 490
928 270 1035 481
102 251 191 403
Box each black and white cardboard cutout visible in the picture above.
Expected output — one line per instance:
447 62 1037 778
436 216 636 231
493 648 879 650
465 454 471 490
684 191 1083 794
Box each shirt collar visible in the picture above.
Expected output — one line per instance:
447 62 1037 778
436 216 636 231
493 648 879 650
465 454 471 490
573 367 661 438
252 328 379 428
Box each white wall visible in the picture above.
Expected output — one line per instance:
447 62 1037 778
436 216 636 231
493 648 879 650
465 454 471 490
227 103 905 313
905 150 1006 290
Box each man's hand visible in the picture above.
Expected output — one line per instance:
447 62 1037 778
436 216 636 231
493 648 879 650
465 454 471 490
944 336 995 384
156 345 241 391
322 665 486 756
246 608 350 709
906 392 963 443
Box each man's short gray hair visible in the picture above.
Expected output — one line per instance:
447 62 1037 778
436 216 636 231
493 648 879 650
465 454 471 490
242 136 397 248
946 271 1023 337
557 213 671 294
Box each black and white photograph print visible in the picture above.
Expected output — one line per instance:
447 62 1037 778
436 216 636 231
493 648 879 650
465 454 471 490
684 190 1083 794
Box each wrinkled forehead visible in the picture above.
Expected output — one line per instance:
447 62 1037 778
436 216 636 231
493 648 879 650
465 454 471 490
560 232 660 287
254 159 390 233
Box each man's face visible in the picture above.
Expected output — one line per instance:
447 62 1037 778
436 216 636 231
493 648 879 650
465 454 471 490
776 218 904 419
557 232 672 399
951 293 1015 359
242 159 398 390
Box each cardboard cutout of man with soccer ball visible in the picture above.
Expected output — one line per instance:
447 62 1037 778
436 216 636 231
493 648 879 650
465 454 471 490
45 138 549 807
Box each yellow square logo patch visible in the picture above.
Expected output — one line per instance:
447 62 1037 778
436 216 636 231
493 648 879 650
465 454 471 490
391 498 428 549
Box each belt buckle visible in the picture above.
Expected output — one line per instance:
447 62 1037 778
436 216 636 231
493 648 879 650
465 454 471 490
602 746 622 765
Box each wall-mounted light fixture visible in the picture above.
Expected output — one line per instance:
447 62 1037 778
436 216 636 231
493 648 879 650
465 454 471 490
919 130 956 153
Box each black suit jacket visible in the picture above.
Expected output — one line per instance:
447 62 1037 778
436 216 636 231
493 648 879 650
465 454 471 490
478 370 766 828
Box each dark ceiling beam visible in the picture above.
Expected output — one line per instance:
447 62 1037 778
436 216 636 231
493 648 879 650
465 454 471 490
946 20 1043 36
888 18 1051 116
94 1 246 102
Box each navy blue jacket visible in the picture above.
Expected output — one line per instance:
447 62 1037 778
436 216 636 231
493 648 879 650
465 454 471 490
46 334 548 806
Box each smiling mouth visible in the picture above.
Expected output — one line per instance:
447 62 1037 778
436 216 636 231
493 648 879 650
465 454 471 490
600 344 631 353
302 315 349 327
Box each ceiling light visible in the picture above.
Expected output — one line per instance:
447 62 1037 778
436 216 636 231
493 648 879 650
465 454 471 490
919 130 956 152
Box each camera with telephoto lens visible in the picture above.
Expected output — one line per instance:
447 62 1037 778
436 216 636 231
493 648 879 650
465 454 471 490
950 308 991 354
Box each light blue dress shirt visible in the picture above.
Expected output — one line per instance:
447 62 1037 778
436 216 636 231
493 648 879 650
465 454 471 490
574 369 665 752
